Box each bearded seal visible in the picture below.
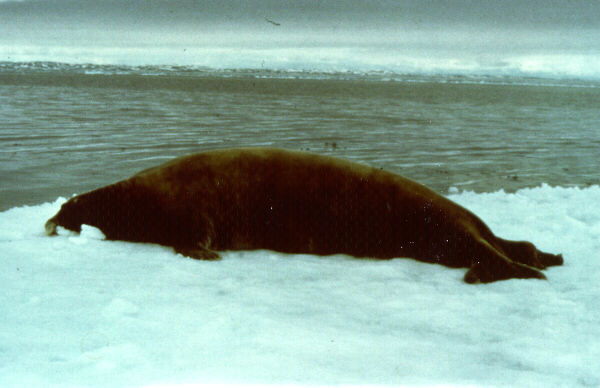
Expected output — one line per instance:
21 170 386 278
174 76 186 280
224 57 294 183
45 147 563 283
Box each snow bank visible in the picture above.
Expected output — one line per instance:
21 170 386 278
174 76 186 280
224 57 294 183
1 186 599 387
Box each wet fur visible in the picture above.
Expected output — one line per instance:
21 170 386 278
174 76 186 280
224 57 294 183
46 148 563 283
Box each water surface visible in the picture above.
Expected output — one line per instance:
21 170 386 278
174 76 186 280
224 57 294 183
1 64 598 210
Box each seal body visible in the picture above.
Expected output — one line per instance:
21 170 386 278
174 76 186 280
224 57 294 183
45 148 563 283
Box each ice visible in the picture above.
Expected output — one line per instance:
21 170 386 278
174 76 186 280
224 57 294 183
0 185 598 387
2 44 599 80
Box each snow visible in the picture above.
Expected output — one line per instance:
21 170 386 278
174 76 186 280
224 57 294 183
1 185 599 387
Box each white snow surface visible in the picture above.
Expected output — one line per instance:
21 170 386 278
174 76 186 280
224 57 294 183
1 185 599 387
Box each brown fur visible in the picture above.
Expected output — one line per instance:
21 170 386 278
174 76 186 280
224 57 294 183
45 148 563 283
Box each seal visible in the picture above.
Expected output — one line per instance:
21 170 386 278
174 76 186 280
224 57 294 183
45 147 563 283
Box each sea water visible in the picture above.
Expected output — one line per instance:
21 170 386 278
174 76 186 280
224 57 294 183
1 62 599 210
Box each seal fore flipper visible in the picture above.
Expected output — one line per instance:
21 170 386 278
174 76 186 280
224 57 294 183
174 245 221 261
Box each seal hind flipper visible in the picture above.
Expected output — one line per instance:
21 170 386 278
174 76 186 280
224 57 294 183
541 252 564 267
174 246 221 261
463 239 546 283
464 261 546 284
495 238 564 269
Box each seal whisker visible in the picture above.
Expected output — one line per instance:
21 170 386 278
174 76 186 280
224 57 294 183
45 220 58 236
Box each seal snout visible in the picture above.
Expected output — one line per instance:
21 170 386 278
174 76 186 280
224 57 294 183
45 219 58 236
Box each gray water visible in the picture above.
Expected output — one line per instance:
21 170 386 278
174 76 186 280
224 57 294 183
1 65 599 211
